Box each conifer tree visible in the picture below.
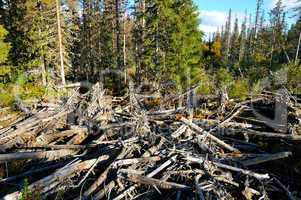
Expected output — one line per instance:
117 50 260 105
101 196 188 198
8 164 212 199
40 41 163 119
239 11 247 63
133 0 203 91
269 0 286 66
172 0 203 90
2 0 30 71
230 17 240 65
0 25 11 79
64 0 81 80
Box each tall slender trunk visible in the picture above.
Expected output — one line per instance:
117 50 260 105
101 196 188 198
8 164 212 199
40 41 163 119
225 9 232 62
123 12 127 83
269 29 276 69
56 0 65 85
115 0 121 69
295 31 301 64
38 24 46 86
41 56 47 86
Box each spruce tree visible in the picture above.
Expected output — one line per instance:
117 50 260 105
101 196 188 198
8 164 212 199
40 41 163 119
269 0 286 67
230 17 240 66
0 25 11 79
2 0 30 72
172 0 203 90
239 11 247 63
132 0 203 92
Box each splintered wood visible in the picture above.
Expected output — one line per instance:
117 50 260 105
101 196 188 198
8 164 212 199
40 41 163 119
0 83 301 200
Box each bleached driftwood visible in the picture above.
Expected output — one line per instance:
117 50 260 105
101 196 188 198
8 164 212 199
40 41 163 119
119 174 190 190
0 149 75 163
181 117 239 152
3 159 96 200
186 155 270 180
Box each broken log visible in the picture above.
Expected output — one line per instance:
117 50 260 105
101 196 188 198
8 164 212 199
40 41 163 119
181 117 239 152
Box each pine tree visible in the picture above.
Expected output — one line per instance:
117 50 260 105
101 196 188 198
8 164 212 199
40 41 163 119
56 0 65 85
212 32 222 59
132 0 203 92
64 0 81 80
172 0 203 90
239 11 247 63
230 17 240 65
287 18 301 62
2 0 30 71
269 0 287 66
245 13 254 64
21 0 72 85
132 0 146 83
79 0 127 88
0 25 11 78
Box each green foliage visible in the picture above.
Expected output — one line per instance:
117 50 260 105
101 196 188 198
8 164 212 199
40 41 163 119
0 25 11 77
251 80 265 95
0 72 46 107
0 66 12 76
196 68 214 95
44 86 67 98
216 67 233 88
229 79 249 100
21 83 45 99
19 179 41 200
0 25 11 64
19 179 32 200
134 0 203 91
0 83 14 106
287 63 301 94
248 65 269 83
0 92 14 107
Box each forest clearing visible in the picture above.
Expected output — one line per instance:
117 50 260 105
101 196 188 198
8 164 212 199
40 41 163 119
0 0 301 199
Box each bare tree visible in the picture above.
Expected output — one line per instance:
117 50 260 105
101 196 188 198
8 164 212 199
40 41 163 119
56 0 65 85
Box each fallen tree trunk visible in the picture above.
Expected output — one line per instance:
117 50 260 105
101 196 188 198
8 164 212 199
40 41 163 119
119 174 190 190
241 151 292 167
3 159 97 200
181 117 239 152
0 149 75 163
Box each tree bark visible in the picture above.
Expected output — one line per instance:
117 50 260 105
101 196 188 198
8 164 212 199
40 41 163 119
56 0 65 85
295 31 301 64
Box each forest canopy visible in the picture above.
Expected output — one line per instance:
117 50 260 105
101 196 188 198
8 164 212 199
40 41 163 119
0 0 300 106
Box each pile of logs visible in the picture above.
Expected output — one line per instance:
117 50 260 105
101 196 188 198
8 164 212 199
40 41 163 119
0 83 301 200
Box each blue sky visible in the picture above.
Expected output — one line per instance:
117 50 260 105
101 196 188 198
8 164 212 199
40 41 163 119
196 0 300 37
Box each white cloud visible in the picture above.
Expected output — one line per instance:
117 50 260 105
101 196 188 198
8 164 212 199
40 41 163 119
269 0 301 10
200 10 245 40
201 10 228 27
200 24 219 34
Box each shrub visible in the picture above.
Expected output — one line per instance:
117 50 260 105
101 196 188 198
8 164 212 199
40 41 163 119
216 67 233 88
19 179 32 200
287 63 301 94
195 68 214 95
0 92 14 107
229 79 249 100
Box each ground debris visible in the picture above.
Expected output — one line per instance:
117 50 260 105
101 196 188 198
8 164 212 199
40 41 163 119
0 84 300 200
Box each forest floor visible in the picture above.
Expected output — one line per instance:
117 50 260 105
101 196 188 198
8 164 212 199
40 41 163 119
0 83 301 200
